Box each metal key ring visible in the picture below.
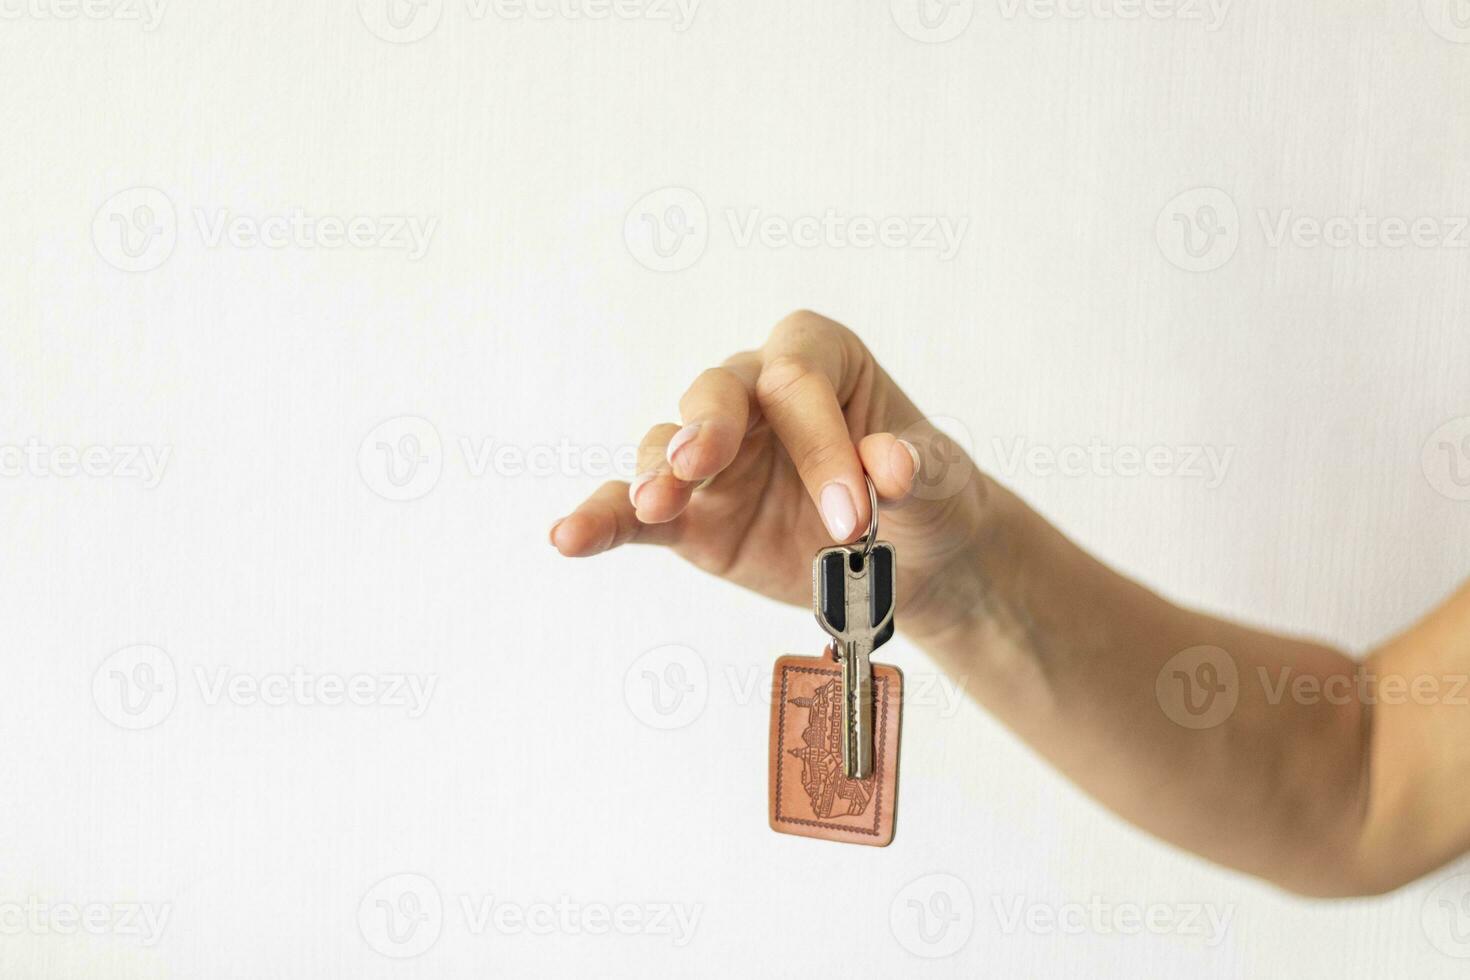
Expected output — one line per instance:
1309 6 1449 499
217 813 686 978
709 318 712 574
856 474 879 558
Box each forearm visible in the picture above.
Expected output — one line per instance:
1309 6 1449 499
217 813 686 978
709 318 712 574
1356 583 1470 891
916 477 1374 896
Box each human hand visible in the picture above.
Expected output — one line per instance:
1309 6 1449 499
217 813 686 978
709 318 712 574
548 310 991 645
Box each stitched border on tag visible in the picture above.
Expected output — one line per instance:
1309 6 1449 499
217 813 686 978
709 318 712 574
773 663 890 837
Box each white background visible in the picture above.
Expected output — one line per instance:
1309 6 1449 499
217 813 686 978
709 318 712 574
3 0 1470 976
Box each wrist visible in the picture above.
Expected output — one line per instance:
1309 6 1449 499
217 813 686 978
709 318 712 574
900 472 1020 659
902 476 1058 714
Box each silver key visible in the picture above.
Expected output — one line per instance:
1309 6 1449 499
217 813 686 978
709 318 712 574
812 480 896 780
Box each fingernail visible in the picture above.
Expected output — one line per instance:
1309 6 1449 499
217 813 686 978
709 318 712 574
898 438 921 477
548 518 564 546
666 423 702 474
820 482 858 541
629 472 656 509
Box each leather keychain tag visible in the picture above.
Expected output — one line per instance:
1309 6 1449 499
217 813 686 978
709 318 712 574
768 652 902 846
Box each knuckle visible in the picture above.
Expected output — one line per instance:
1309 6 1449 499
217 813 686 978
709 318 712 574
791 438 845 476
754 354 813 407
767 309 826 346
778 307 822 328
769 308 863 349
765 312 868 395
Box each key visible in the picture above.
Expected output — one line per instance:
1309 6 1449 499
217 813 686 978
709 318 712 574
813 540 895 779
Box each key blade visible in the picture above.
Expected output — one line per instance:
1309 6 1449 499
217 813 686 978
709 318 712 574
840 566 876 780
811 542 896 781
842 643 875 779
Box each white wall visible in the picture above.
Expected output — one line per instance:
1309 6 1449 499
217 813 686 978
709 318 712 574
3 1 1470 976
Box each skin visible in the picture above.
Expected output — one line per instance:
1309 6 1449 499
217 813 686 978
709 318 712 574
549 309 1470 898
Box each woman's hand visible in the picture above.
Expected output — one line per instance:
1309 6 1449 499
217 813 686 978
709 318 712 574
548 310 990 645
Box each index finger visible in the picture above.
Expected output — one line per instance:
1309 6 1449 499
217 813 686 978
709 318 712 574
755 311 871 544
